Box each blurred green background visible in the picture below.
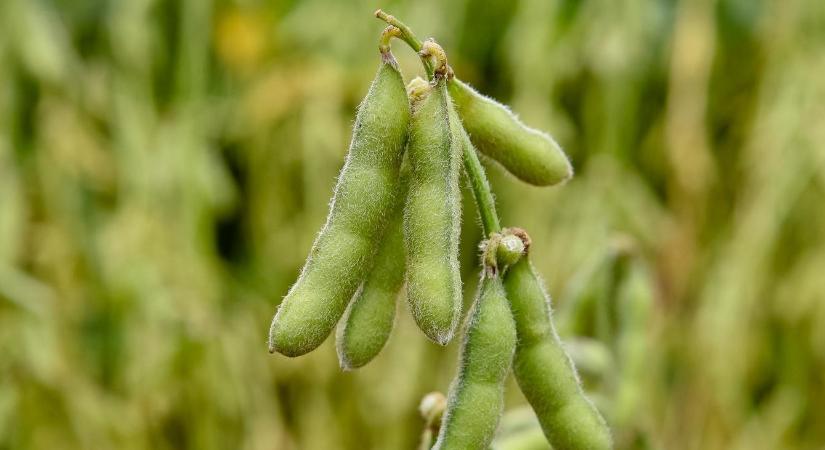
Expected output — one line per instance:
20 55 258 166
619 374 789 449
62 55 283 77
1 0 824 449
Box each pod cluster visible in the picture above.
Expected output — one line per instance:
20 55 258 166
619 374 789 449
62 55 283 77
268 23 609 450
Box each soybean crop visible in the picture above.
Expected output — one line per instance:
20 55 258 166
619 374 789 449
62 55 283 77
267 12 614 450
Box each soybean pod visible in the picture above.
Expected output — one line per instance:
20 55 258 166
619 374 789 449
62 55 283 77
433 275 517 450
335 165 408 370
448 79 572 187
612 257 654 430
504 255 613 450
268 32 410 357
404 42 463 345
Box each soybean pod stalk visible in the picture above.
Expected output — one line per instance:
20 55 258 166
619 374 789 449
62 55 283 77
459 121 501 236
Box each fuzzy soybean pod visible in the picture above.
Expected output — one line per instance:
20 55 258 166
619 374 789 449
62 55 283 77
433 275 517 450
335 168 408 370
504 257 613 450
268 48 410 357
448 79 572 186
404 75 462 345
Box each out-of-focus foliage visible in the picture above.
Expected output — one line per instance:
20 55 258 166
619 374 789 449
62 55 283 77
1 0 824 449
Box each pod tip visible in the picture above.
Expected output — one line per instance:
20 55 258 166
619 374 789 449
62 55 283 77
434 331 453 346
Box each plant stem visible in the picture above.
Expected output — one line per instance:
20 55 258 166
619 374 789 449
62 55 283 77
463 142 501 235
374 9 434 79
421 39 450 78
375 9 501 236
379 25 401 55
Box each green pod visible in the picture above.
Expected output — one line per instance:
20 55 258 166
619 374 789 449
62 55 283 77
404 76 463 345
555 248 619 341
448 79 572 186
612 258 654 428
335 169 408 370
504 257 612 450
268 55 410 357
434 275 517 450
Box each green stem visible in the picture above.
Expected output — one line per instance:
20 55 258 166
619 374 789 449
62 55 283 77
463 141 501 235
375 9 501 236
421 39 450 78
375 9 434 79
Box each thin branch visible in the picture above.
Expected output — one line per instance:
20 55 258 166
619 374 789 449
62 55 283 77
463 138 501 236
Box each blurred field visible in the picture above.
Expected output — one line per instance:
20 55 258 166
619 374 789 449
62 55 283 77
1 0 825 449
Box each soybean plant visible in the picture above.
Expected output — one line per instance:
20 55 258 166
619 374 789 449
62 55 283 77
269 11 614 450
268 27 409 357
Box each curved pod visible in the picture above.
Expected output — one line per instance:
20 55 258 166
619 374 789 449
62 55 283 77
335 169 408 369
449 79 572 187
433 275 517 450
268 56 410 357
504 257 612 450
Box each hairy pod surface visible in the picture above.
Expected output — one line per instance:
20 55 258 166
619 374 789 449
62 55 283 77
504 257 613 450
448 79 572 186
404 76 462 345
433 275 517 450
268 57 410 357
335 168 408 369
